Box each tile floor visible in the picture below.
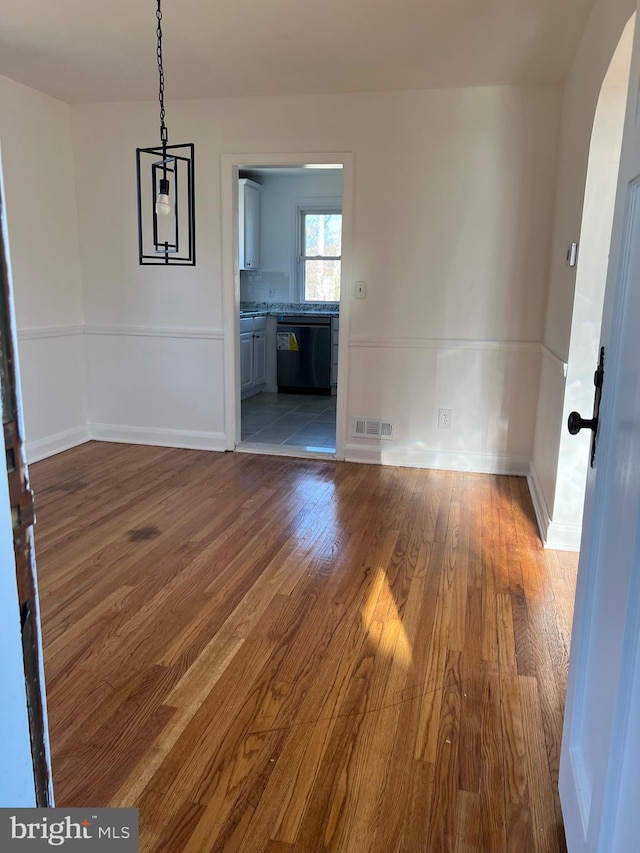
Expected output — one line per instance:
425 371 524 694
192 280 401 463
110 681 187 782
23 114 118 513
240 392 336 451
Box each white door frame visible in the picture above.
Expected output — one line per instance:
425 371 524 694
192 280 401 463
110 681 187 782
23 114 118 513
220 152 354 459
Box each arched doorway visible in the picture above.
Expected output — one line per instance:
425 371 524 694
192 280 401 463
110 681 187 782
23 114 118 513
546 15 635 550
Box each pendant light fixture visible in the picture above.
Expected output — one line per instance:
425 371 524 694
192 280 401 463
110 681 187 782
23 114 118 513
136 0 195 265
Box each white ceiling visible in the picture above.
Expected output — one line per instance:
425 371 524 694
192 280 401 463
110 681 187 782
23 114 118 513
0 0 598 104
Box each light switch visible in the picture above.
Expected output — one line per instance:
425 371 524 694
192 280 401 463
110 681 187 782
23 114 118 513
354 281 367 299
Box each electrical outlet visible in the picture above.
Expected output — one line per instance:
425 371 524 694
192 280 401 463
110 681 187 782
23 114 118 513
267 287 276 298
438 408 452 429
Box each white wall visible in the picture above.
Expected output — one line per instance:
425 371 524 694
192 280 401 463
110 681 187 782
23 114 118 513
0 76 88 461
240 170 343 304
530 0 636 545
71 85 561 470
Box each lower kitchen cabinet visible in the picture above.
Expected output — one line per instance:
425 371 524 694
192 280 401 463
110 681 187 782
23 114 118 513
240 316 267 399
240 332 254 392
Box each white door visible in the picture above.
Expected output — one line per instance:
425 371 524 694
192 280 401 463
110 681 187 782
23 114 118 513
0 180 52 804
0 428 36 806
560 15 640 851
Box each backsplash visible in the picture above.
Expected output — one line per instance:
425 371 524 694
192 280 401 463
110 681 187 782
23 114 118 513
240 270 290 302
240 270 339 314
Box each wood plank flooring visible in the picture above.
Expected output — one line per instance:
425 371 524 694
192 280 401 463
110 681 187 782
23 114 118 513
30 442 578 852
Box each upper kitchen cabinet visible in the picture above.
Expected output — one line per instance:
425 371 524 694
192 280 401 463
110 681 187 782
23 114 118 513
238 178 260 270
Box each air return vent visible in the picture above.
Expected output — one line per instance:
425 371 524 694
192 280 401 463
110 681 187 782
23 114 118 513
351 417 395 440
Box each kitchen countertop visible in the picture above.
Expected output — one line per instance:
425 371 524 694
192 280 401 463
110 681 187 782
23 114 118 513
240 301 339 318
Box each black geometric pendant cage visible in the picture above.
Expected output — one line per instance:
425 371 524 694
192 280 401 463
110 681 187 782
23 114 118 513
136 0 196 265
136 142 195 265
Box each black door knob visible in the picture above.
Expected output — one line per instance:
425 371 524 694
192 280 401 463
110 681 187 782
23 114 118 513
567 347 605 467
568 411 598 435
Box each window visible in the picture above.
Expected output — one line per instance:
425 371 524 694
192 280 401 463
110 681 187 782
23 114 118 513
298 208 342 302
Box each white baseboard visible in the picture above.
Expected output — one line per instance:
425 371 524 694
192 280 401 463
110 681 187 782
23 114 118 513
90 423 227 452
526 462 582 551
26 425 91 464
344 443 529 475
527 462 551 546
546 521 582 552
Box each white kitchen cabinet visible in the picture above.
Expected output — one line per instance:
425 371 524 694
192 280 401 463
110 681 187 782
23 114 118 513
240 315 267 399
240 331 254 392
238 179 260 270
253 330 266 387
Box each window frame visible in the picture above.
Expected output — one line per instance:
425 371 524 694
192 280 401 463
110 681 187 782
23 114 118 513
295 202 342 303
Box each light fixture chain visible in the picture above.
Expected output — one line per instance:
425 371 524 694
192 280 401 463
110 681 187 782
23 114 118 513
156 0 167 145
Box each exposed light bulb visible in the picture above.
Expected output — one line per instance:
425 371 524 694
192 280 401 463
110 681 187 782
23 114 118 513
156 178 171 216
156 195 170 216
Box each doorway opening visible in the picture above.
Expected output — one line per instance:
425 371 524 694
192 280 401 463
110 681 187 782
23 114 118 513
221 154 353 462
548 16 635 550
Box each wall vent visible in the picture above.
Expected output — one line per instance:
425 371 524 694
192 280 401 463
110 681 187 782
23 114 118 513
351 417 395 440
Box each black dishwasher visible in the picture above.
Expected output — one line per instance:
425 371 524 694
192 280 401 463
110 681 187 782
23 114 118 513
277 316 331 393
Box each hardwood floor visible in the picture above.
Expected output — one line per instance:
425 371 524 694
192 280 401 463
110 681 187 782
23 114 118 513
30 442 578 852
